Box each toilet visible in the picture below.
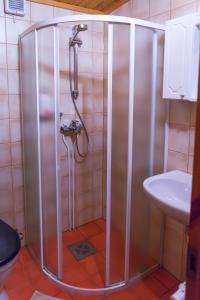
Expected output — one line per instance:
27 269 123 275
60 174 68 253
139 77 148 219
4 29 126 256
0 220 21 300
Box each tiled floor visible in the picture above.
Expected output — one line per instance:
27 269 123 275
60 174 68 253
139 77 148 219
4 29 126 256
5 218 180 300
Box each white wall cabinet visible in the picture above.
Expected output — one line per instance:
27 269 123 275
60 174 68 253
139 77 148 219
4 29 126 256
163 14 200 102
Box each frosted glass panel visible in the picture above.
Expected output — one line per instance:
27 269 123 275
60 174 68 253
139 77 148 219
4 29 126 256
129 27 165 277
109 24 130 284
38 27 59 275
20 31 41 262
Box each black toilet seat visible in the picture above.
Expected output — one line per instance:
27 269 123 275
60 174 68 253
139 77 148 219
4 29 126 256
0 220 21 267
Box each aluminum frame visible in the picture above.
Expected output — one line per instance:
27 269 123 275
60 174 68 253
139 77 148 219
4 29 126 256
35 29 44 269
149 30 158 177
105 23 113 287
124 23 136 283
54 25 63 280
19 14 165 295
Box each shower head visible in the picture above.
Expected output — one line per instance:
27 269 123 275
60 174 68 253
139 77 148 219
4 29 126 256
72 24 88 36
70 24 88 47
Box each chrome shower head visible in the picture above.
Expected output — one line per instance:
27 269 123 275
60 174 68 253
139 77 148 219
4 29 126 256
72 24 88 37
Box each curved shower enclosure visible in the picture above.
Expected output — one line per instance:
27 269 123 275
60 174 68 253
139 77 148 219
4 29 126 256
20 15 166 294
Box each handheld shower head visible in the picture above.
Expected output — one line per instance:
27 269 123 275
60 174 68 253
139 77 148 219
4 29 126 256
72 24 88 36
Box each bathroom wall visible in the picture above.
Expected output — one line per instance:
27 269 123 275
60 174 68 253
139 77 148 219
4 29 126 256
0 0 104 244
113 0 198 280
114 0 197 175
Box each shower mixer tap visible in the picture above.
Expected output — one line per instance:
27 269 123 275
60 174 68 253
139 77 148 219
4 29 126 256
60 120 83 138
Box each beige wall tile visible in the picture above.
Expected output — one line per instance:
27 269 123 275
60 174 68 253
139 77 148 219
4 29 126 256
80 30 92 52
0 95 9 119
189 127 195 155
150 11 171 24
92 32 104 53
131 0 150 19
11 142 22 166
0 212 14 227
15 210 25 231
6 18 30 44
0 189 13 213
167 150 188 172
188 155 194 174
14 187 24 213
93 53 103 74
171 0 195 9
0 44 7 68
0 166 12 190
30 2 53 22
12 166 23 188
79 52 93 73
7 44 18 69
168 124 190 154
190 103 197 126
113 1 132 17
0 17 6 43
197 0 200 11
150 0 170 16
0 119 10 143
171 2 196 18
53 7 74 17
169 101 191 125
10 119 21 142
8 70 19 94
9 95 20 119
0 69 8 94
0 144 11 167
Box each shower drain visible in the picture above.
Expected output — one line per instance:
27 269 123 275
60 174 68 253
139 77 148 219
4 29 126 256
68 240 97 261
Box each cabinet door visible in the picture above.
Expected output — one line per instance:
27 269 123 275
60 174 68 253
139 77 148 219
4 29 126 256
163 14 199 102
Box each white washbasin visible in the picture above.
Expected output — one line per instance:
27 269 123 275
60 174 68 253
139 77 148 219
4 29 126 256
143 170 192 225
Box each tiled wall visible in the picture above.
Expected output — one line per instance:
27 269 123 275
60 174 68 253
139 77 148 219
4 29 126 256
0 1 104 243
114 0 198 175
58 21 104 229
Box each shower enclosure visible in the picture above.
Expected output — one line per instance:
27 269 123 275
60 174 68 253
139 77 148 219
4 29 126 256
19 15 166 294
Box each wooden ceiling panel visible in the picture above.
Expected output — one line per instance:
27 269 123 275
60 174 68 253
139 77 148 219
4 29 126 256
32 0 130 14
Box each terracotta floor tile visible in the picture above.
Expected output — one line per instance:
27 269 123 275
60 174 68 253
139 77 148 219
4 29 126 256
78 222 103 238
31 274 60 296
19 247 33 264
62 246 77 266
95 219 106 232
78 278 98 288
5 267 29 291
6 282 34 300
71 293 106 300
152 268 180 290
63 229 85 245
89 232 106 252
107 288 140 300
80 253 105 275
22 260 42 282
63 262 89 285
160 286 179 300
130 277 168 300
92 272 105 288
131 276 168 300
56 291 73 300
